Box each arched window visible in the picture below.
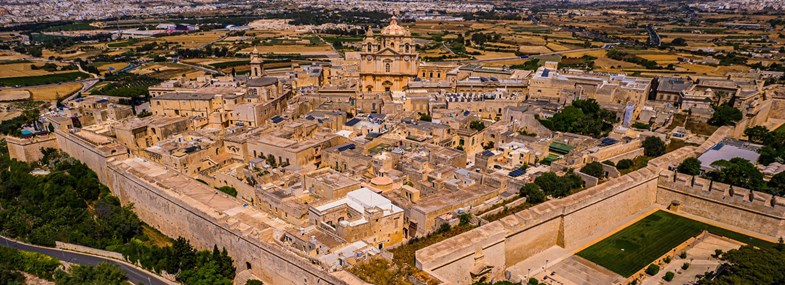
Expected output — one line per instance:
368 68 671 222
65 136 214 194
405 43 410 53
390 42 394 49
367 43 372 51
385 63 391 73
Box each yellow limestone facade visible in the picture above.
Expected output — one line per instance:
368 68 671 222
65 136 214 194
359 16 419 92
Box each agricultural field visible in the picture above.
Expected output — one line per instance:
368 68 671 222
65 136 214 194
24 82 83 101
578 210 772 277
131 62 194 79
0 71 89 87
0 61 78 78
150 31 227 49
241 44 335 55
0 51 29 61
94 62 129 73
92 73 162 97
0 90 31 102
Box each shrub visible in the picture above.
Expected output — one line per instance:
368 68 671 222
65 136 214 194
664 256 671 263
682 263 690 270
646 264 660 276
663 271 675 282
246 280 264 285
217 186 238 197
679 251 687 259
616 159 634 170
713 249 723 258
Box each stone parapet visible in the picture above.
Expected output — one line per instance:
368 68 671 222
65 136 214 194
658 171 785 218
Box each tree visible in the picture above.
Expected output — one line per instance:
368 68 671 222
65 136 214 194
708 105 742 126
459 213 472 226
744 126 770 144
483 141 494 150
469 121 486 131
580 162 605 179
708 158 766 191
616 159 634 170
677 157 702 176
769 172 785 196
246 280 264 285
265 154 277 168
671 38 687 46
643 136 666 157
534 172 583 198
696 246 785 285
519 183 546 204
54 263 127 285
663 271 675 282
419 113 432 122
539 99 618 138
645 264 660 276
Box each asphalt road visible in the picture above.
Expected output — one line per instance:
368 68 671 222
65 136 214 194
0 236 173 285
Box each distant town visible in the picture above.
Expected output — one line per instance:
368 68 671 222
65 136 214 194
0 1 784 285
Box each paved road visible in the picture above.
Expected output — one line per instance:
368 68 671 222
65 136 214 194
0 236 174 285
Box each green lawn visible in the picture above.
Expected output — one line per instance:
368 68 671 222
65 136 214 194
577 210 774 277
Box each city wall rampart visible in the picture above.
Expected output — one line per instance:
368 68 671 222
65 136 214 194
657 171 785 239
50 128 348 285
413 133 761 285
6 134 59 162
53 129 128 184
107 159 348 285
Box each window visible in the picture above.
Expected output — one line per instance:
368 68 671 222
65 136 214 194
405 43 410 53
367 43 372 51
385 63 391 73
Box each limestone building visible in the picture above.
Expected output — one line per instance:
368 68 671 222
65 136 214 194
359 16 419 92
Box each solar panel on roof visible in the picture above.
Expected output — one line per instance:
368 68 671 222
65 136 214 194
481 150 495 157
271 116 283 123
337 144 356 152
509 169 525 177
345 118 361 126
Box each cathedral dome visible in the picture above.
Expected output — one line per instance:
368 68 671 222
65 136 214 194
380 16 409 36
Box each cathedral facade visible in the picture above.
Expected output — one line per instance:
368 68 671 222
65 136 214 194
359 16 419 92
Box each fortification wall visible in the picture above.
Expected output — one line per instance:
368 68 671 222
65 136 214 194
561 168 659 249
415 221 508 284
415 147 697 285
107 159 347 285
657 172 785 239
6 135 59 162
500 209 562 266
53 130 128 184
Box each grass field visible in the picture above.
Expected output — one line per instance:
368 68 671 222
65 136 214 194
578 210 774 277
0 72 89 87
